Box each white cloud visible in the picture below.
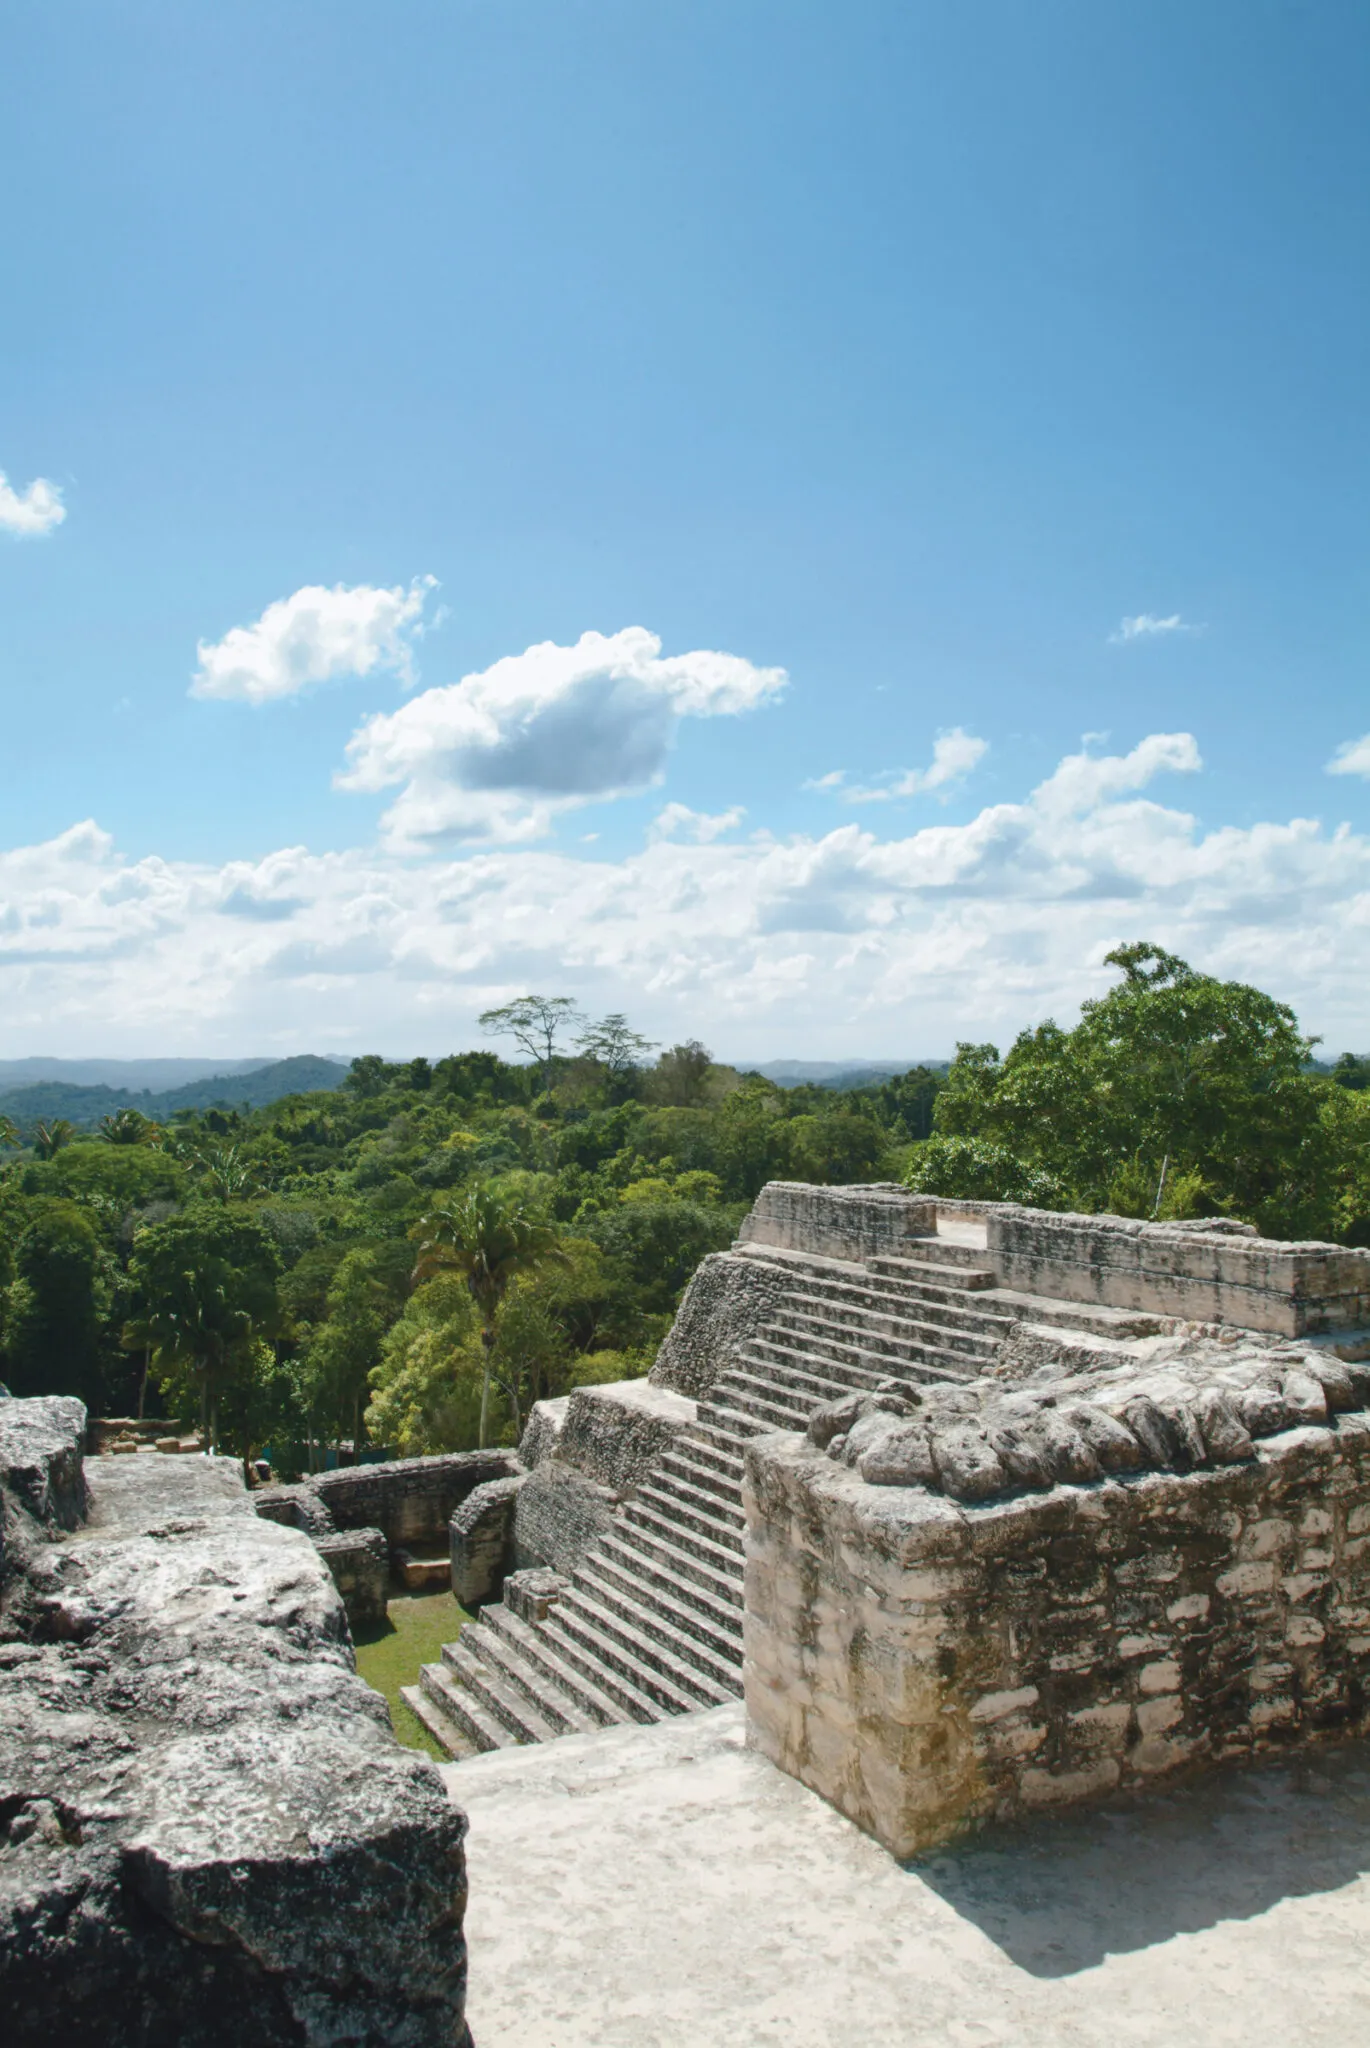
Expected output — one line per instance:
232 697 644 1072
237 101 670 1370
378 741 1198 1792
0 471 66 537
649 803 747 843
191 578 436 703
338 626 787 847
1327 735 1370 780
810 729 988 805
1109 613 1195 643
5 734 1370 1058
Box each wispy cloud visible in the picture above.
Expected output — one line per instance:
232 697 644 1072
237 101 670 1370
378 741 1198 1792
808 728 987 805
1109 613 1196 644
649 802 746 844
1327 735 1370 780
0 471 66 537
191 578 437 703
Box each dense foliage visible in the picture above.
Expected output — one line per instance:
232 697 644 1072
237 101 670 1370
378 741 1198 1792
907 944 1370 1242
0 1020 933 1473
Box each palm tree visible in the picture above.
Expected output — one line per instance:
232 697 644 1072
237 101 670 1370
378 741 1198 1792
32 1119 76 1160
412 1183 566 1447
100 1108 163 1146
0 1114 19 1151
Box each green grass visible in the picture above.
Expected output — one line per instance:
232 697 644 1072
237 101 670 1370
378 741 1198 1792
353 1588 472 1760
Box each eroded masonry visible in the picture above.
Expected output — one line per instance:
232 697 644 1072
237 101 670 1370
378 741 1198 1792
391 1181 1370 1857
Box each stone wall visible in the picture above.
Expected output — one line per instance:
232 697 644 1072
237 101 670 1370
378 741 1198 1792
313 1527 389 1631
649 1249 795 1400
744 1358 1370 1858
513 1457 617 1577
0 1397 472 2046
450 1475 526 1606
291 1447 522 1546
557 1379 696 1494
737 1181 937 1265
986 1207 1370 1338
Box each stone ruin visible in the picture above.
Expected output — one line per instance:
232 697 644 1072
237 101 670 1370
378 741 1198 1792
0 1395 472 2046
400 1179 1370 1863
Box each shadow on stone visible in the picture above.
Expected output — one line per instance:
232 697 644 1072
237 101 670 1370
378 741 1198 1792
911 1739 1370 1976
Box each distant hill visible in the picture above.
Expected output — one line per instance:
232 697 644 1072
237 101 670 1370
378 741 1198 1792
741 1059 949 1090
0 1057 274 1092
0 1055 349 1132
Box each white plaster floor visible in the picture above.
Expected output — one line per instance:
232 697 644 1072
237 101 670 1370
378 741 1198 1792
442 1704 1370 2048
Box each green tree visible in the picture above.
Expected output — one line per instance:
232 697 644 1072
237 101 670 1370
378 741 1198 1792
3 1199 113 1405
479 995 585 1090
32 1119 76 1161
100 1108 163 1146
576 1013 657 1101
412 1182 566 1444
777 1111 885 1185
302 1241 412 1456
125 1211 283 1462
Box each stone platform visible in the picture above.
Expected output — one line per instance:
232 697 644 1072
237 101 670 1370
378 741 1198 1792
446 1702 1370 2047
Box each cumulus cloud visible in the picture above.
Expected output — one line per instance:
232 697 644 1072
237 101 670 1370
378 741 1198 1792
1109 613 1196 643
1327 735 1370 780
338 626 787 846
191 578 436 703
0 471 66 537
813 729 988 805
4 735 1370 1057
649 803 747 844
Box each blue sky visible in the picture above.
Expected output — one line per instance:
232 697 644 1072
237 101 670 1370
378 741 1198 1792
1 1 1367 1058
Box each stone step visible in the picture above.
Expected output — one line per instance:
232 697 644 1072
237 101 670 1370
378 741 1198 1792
869 1248 995 1281
690 1411 772 1457
772 1267 996 1319
546 1598 717 1717
597 1521 743 1610
747 1331 974 1388
554 1587 739 1710
582 1545 743 1656
634 1470 745 1539
730 1350 865 1412
652 1447 743 1506
621 1495 745 1570
416 1660 522 1754
438 1633 563 1745
449 1616 605 1738
475 1601 641 1732
774 1288 1013 1344
667 1433 744 1486
698 1375 812 1435
400 1679 474 1760
772 1306 1002 1363
570 1566 742 1689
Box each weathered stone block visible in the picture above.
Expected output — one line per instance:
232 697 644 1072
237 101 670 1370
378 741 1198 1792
557 1378 696 1494
314 1526 388 1631
737 1181 937 1264
450 1474 525 1607
513 1457 616 1576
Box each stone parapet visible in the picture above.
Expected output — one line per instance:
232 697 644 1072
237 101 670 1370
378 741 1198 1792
737 1181 937 1265
744 1412 1370 1860
986 1207 1370 1336
450 1475 526 1607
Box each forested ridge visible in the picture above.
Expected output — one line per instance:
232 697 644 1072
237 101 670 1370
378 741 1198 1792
2 952 1367 1479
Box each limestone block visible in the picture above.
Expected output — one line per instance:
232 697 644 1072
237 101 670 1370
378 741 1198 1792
503 1566 566 1623
314 1526 388 1631
0 1415 471 2046
557 1378 696 1494
518 1394 569 1469
449 1474 525 1607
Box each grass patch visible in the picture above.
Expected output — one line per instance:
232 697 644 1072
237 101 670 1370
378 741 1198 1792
354 1588 472 1760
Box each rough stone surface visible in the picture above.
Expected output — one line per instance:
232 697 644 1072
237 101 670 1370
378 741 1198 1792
449 1475 526 1607
517 1395 569 1470
649 1249 795 1399
737 1181 938 1264
503 1567 566 1624
0 1407 471 2047
262 1448 522 1547
253 1482 336 1537
512 1456 617 1576
745 1410 1370 1858
557 1378 697 1495
451 1701 1370 2048
987 1205 1370 1335
313 1526 389 1630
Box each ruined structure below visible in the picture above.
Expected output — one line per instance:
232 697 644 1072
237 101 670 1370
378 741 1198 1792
0 1397 472 2047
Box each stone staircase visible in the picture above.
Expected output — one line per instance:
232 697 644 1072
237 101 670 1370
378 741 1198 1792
402 1235 1032 1758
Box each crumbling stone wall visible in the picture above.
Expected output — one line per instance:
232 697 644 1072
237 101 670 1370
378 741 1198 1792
650 1249 794 1399
744 1348 1370 1859
269 1447 522 1547
0 1397 472 2046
